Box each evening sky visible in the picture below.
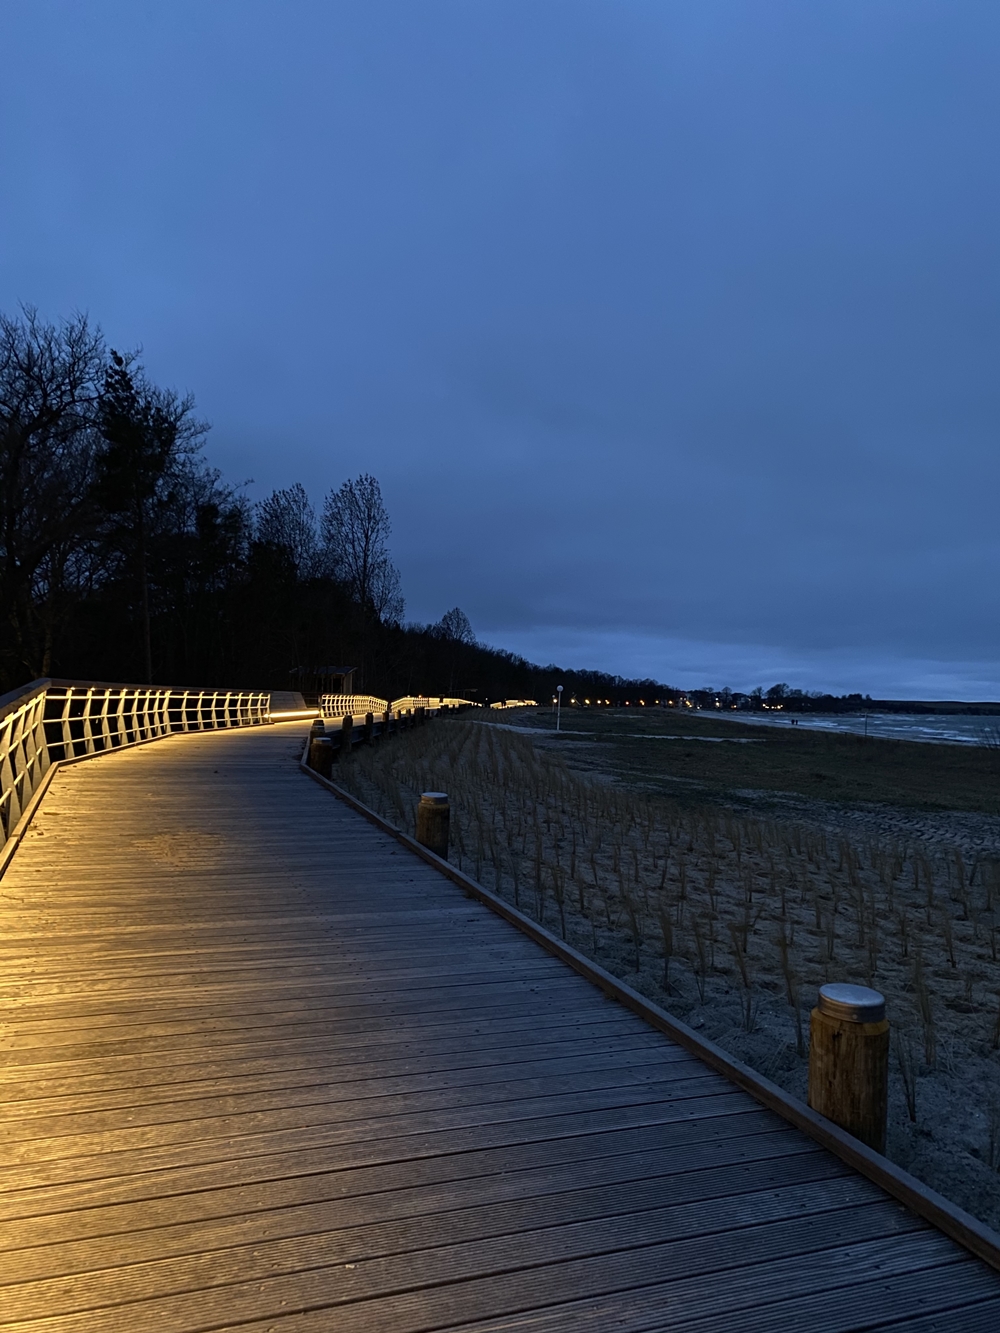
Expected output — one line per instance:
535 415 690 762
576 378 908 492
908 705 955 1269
1 1 997 696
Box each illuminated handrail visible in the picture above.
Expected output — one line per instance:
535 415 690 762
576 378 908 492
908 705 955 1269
319 693 474 722
390 695 473 715
0 679 269 852
0 676 471 858
319 694 390 721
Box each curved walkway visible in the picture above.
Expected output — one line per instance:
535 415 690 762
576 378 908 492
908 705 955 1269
1 723 999 1330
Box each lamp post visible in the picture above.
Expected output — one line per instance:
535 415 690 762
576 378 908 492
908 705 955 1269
556 684 563 732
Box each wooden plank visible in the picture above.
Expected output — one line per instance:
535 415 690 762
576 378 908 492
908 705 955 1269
0 1028 671 1107
867 1295 1000 1333
0 974 599 1023
427 1261 1000 1333
665 1267 1000 1333
5 1048 710 1142
4 1075 742 1181
0 1103 775 1220
4 1172 876 1322
0 1098 784 1221
0 936 553 978
1 999 644 1048
3 1039 692 1115
4 1133 830 1279
0 1207 937 1332
0 1013 656 1078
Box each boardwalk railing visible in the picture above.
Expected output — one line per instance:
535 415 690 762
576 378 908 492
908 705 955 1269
393 694 473 714
318 694 392 721
319 693 473 721
0 678 469 860
0 678 269 855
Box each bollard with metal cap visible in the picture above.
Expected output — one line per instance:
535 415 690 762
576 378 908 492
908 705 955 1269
808 983 889 1152
415 791 450 859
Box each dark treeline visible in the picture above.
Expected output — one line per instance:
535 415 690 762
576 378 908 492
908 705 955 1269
0 308 662 704
680 684 881 712
681 685 1000 714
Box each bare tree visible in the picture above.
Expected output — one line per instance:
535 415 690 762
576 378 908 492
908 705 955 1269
320 474 403 688
255 483 319 578
0 307 106 680
435 606 475 644
321 474 404 623
434 606 476 694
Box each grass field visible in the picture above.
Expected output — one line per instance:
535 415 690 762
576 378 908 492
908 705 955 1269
525 707 1000 814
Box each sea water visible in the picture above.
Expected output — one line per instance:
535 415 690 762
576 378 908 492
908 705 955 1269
714 711 998 747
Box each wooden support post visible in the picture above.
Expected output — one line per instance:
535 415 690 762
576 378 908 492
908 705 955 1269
340 713 353 758
416 705 426 725
416 791 449 859
308 735 333 778
383 706 392 739
364 712 375 745
808 983 889 1152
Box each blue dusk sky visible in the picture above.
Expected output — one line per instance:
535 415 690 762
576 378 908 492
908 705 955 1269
2 1 998 697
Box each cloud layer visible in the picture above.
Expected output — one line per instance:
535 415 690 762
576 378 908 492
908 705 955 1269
2 1 998 694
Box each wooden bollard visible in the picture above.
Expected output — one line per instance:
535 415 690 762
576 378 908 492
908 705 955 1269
340 712 353 758
415 791 449 858
383 706 392 738
308 735 333 777
808 983 889 1152
364 711 375 745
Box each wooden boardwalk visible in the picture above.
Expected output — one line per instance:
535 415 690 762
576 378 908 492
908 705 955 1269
2 722 1000 1331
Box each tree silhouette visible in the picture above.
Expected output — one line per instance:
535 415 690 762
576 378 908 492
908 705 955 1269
0 308 105 677
95 351 205 682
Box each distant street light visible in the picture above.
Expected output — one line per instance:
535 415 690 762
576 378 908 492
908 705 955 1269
556 684 563 732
